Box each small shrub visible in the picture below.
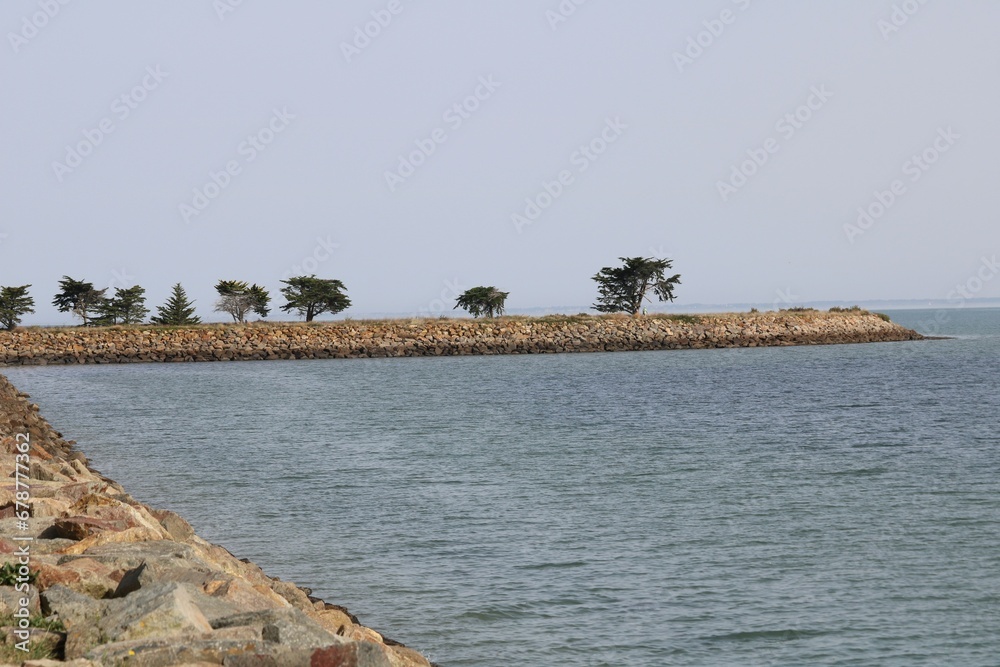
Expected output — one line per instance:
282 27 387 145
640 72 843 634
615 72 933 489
0 561 36 585
874 312 891 322
0 643 57 661
829 305 864 313
0 613 66 633
655 314 702 324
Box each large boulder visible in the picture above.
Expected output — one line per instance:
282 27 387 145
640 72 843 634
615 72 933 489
97 582 213 642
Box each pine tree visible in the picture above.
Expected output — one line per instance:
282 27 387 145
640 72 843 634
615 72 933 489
0 285 35 330
151 283 201 325
94 286 150 325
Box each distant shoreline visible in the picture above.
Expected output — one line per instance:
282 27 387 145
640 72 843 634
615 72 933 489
0 311 925 366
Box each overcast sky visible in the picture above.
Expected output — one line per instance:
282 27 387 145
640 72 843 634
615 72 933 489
3 1 999 324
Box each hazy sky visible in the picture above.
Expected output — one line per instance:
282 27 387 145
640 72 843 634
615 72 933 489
3 1 999 323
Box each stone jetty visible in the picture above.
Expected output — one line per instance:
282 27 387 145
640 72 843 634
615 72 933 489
0 311 923 366
0 374 435 666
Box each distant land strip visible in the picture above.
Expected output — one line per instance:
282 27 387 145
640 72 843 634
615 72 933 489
0 311 925 366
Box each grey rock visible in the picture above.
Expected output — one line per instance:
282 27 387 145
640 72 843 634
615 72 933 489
221 643 393 667
0 584 40 615
186 586 247 624
98 582 212 643
41 584 110 659
41 584 107 627
213 608 345 650
86 637 270 666
59 540 199 570
1 626 64 657
113 559 217 598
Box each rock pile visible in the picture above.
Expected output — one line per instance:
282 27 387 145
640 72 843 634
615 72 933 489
0 374 434 666
0 312 924 366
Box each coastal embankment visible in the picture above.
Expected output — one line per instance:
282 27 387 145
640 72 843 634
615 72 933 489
0 311 923 366
0 373 434 665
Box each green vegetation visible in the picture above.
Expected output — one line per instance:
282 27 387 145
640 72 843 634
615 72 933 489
151 283 201 325
279 275 351 322
454 286 509 318
654 313 701 324
875 312 891 322
52 276 106 326
0 263 902 330
0 642 57 661
0 561 36 585
214 280 270 323
0 613 64 633
0 284 35 330
0 612 65 661
592 257 681 316
95 286 149 325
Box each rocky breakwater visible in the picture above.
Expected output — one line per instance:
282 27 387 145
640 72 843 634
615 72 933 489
0 375 434 666
0 311 923 366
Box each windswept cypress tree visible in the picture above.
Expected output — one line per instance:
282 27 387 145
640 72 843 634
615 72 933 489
454 286 509 318
151 283 201 325
95 285 149 325
592 257 681 316
0 285 35 330
52 276 105 326
214 280 269 323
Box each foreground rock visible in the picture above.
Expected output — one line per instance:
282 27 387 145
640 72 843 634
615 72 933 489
0 311 923 366
0 374 434 666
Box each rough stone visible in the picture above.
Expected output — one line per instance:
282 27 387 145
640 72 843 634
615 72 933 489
35 558 122 599
97 582 213 642
85 638 271 666
212 608 345 650
0 312 925 367
1 626 64 658
0 584 40 615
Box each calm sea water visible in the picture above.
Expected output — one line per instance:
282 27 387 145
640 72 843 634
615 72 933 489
4 309 999 666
